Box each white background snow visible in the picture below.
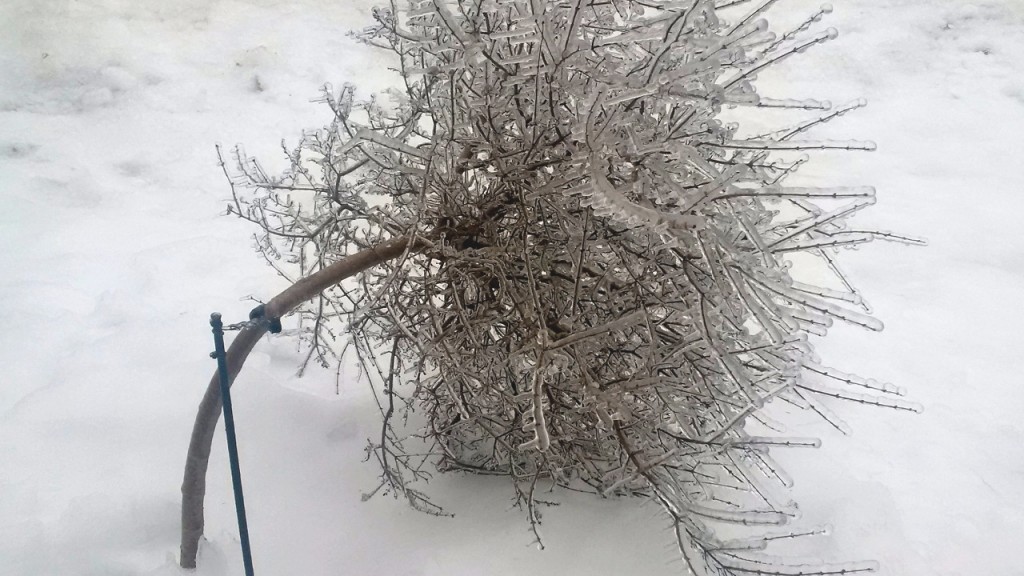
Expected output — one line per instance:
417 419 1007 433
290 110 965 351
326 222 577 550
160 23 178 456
1 0 1022 574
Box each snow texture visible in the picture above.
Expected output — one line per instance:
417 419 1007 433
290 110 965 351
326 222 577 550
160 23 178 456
1 0 1022 574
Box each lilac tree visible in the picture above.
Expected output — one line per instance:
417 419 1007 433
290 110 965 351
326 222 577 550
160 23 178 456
181 1 922 572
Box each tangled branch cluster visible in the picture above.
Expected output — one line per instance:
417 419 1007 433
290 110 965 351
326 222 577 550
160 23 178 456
224 0 922 573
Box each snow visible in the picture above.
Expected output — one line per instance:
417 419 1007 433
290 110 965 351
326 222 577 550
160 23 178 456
1 0 1022 574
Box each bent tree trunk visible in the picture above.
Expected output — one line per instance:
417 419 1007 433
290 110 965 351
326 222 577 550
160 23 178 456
180 235 422 568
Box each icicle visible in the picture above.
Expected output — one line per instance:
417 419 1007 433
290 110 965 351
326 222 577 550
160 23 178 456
757 3 835 57
735 436 821 448
768 198 876 248
519 341 552 452
803 361 906 396
725 91 762 105
719 185 876 200
789 281 864 306
727 450 799 514
794 318 828 337
798 382 923 413
794 388 852 435
722 28 839 90
855 229 929 246
725 0 780 36
714 525 830 551
336 128 430 160
749 407 789 434
755 97 833 109
753 99 868 141
684 500 790 526
719 351 765 408
726 264 784 344
747 273 884 332
714 553 879 575
772 232 875 253
715 138 877 151
748 450 794 488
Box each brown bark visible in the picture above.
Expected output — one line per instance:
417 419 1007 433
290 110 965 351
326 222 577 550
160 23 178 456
180 235 423 568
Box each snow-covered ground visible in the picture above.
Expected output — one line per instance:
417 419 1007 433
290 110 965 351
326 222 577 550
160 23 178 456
1 1 1022 574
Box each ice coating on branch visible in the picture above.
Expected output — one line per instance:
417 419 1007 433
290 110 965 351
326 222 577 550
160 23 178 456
756 97 833 109
720 138 878 151
798 381 923 413
738 436 822 448
804 361 906 396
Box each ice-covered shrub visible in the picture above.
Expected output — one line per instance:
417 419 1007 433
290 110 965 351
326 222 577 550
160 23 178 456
200 0 923 572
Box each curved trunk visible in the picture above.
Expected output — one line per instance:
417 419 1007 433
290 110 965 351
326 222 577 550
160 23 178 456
180 235 423 568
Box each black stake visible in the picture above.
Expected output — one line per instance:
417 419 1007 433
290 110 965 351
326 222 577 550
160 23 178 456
210 313 255 576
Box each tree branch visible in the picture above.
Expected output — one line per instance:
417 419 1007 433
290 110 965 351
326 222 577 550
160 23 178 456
180 234 425 568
